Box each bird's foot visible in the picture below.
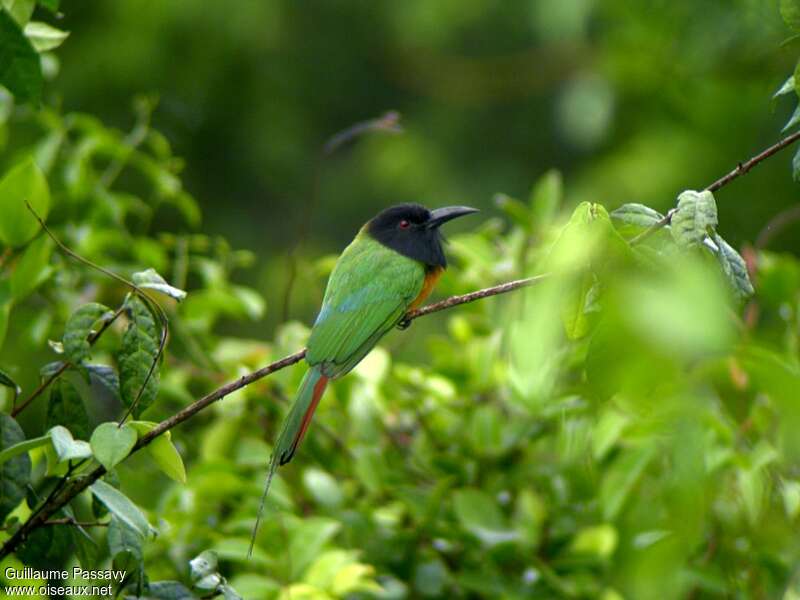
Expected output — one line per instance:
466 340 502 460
397 316 412 330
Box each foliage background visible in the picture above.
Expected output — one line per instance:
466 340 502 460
1 0 800 599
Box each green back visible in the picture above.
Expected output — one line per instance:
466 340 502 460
307 233 424 377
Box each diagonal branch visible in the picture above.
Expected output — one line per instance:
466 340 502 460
0 274 545 559
630 129 800 245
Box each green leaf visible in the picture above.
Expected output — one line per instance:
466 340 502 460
0 432 49 468
560 271 598 340
107 515 144 576
781 0 800 30
17 522 71 569
494 193 531 230
0 157 50 247
712 234 754 298
89 479 152 537
189 550 219 583
23 21 68 52
0 10 41 104
129 421 186 483
610 203 664 233
37 0 58 13
62 302 113 365
569 524 618 559
9 233 53 301
452 488 518 547
118 295 161 417
289 517 341 579
132 268 187 302
86 364 121 403
775 75 796 98
670 190 717 248
145 581 197 600
0 367 20 398
784 103 800 133
0 279 10 350
529 169 562 230
600 445 656 520
46 379 90 440
793 146 800 183
0 413 31 521
90 422 137 471
48 425 92 461
71 526 100 570
1 0 34 25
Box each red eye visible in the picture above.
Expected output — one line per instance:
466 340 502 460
399 219 410 229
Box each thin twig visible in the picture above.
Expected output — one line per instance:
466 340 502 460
630 130 800 245
0 274 544 559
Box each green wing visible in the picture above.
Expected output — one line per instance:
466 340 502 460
307 234 424 377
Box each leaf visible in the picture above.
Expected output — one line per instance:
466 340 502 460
129 420 186 483
0 157 50 247
37 0 58 13
494 193 531 230
0 413 31 521
600 445 655 520
560 271 598 340
670 190 717 248
784 103 800 133
90 422 137 471
145 581 197 600
781 0 800 30
48 425 92 461
452 488 518 547
0 432 49 468
62 302 113 365
10 233 53 301
289 517 341 579
132 268 187 301
529 169 562 230
89 479 152 537
0 367 20 398
775 75 796 98
712 234 754 298
793 146 800 183
118 295 161 417
0 10 41 104
23 21 68 52
17 522 71 569
0 280 10 350
85 362 120 396
2 0 34 25
71 526 100 570
189 550 219 583
107 515 144 575
569 524 618 559
46 379 90 440
610 203 664 231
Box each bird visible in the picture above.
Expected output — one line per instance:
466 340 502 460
250 203 478 551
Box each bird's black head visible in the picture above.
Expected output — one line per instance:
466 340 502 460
366 203 479 268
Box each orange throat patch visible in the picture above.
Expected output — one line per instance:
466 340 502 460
409 266 444 310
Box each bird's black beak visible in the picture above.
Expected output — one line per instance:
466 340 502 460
426 206 479 229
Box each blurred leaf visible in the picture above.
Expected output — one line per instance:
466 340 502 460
781 0 800 30
46 379 90 440
86 364 122 402
62 302 112 365
24 21 68 52
303 467 343 508
0 157 50 247
530 169 563 230
0 9 41 103
289 517 341 579
48 424 92 461
71 526 100 569
783 480 800 520
10 233 53 301
610 203 664 236
452 488 518 547
570 524 618 559
0 413 31 521
0 280 10 350
118 295 160 417
774 75 796 97
601 445 655 521
783 103 800 132
90 422 137 471
132 267 187 302
144 581 197 599
560 272 597 340
17 523 71 569
107 515 143 575
89 479 152 537
670 190 717 248
2 0 34 25
189 550 218 582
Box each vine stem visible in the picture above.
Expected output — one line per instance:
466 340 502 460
0 275 545 559
630 129 800 245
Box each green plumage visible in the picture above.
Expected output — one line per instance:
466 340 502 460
307 232 425 375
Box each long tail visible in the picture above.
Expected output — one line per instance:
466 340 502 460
249 365 329 556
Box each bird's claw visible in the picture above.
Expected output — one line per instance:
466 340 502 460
397 316 412 330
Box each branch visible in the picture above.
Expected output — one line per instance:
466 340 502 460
630 130 800 245
0 275 544 559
